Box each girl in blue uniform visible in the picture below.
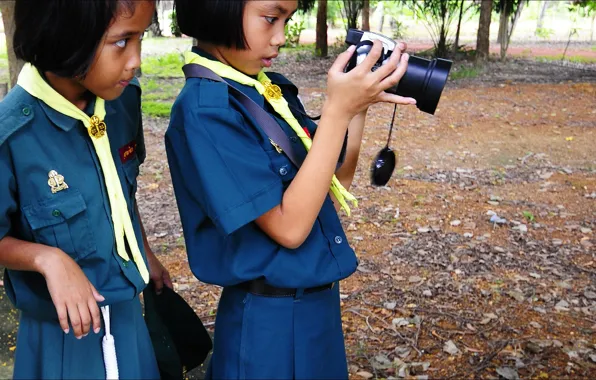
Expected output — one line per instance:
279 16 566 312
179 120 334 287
0 0 171 378
166 1 415 378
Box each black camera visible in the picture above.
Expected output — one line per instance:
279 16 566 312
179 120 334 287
345 29 452 115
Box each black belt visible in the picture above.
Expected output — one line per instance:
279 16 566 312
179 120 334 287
235 278 335 297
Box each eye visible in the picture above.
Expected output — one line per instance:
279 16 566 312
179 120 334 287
115 39 127 48
265 16 277 24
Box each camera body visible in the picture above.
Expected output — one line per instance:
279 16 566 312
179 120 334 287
345 29 453 115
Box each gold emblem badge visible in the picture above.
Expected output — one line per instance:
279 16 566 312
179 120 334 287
262 80 282 101
88 115 107 138
48 170 69 194
269 138 283 153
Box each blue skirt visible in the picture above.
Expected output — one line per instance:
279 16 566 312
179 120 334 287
207 282 348 380
13 296 159 379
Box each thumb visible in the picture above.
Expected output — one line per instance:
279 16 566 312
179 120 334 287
90 284 105 302
329 45 356 74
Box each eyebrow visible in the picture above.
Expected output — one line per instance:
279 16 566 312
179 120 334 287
262 2 294 15
109 30 141 39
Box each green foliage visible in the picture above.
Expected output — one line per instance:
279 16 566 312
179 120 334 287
404 0 463 58
285 20 306 48
142 101 172 118
391 20 408 40
449 65 481 80
169 11 182 37
522 211 535 222
571 0 596 15
340 0 364 31
537 55 596 64
535 27 554 39
141 53 184 78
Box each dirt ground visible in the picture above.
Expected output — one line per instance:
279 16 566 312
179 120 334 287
136 49 596 379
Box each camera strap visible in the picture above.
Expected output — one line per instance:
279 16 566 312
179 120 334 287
182 64 303 169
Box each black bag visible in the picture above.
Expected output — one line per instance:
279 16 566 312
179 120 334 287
143 283 212 380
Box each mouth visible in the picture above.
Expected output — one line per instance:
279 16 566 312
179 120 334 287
118 78 133 87
261 54 279 68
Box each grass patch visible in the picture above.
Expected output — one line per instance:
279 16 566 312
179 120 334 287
449 65 481 80
142 101 172 118
141 52 184 78
536 54 596 64
281 43 316 54
143 92 178 101
142 78 161 92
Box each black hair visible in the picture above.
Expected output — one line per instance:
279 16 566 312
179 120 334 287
175 0 248 50
13 0 136 78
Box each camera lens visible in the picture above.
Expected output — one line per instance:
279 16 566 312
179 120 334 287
388 56 452 115
345 29 453 115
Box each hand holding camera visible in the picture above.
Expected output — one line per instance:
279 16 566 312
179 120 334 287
343 29 453 186
326 39 416 124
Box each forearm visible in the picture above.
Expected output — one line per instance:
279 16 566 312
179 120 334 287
335 109 367 191
256 105 351 248
0 235 60 276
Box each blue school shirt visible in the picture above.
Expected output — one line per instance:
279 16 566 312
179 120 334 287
0 78 149 320
165 48 358 289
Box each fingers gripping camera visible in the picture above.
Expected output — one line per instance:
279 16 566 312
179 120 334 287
345 29 453 115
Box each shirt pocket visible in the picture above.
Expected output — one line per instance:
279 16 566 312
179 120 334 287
21 189 96 262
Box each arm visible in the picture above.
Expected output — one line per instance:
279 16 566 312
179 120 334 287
0 236 104 338
255 42 415 248
335 109 368 191
135 205 172 294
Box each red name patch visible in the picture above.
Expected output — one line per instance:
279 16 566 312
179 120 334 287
119 141 137 163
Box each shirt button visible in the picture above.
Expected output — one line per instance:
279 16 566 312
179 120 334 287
334 236 343 244
22 107 31 116
290 136 298 143
279 167 288 176
123 260 129 268
52 210 61 217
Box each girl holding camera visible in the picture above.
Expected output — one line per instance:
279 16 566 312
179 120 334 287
166 1 415 378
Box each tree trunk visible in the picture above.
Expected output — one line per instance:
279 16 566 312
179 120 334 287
1 1 24 88
497 0 509 59
476 0 492 61
536 0 547 33
497 0 508 45
453 0 465 55
316 0 328 57
590 12 595 42
377 2 385 33
362 0 370 31
148 9 162 37
508 0 524 41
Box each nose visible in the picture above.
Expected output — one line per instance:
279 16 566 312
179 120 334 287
271 25 286 47
126 43 142 73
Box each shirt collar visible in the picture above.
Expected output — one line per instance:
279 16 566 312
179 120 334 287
39 96 116 132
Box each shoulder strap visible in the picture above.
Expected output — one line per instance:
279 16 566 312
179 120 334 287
182 64 303 169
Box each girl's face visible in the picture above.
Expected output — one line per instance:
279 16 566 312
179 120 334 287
220 0 298 75
80 1 155 100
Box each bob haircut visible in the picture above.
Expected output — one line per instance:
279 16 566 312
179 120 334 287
175 0 248 50
13 0 136 78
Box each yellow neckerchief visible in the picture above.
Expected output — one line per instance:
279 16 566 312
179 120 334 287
17 63 149 283
184 51 358 215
